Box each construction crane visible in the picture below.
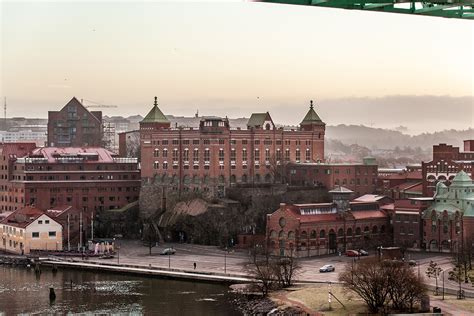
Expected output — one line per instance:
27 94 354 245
81 98 118 109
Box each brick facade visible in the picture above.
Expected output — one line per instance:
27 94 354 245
265 189 391 257
140 99 325 196
422 140 474 196
285 158 378 196
47 97 103 147
0 145 140 214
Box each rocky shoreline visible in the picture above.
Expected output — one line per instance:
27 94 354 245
229 284 306 315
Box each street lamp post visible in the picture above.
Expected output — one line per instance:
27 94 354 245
168 251 171 269
442 270 445 300
224 247 227 274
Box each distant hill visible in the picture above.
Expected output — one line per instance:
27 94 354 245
326 124 473 150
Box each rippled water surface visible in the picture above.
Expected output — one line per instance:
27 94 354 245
0 265 240 315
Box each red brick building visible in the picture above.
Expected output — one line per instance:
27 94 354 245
392 198 430 249
47 97 103 147
0 145 140 213
422 171 474 253
285 158 378 196
140 98 325 195
377 167 422 199
266 187 390 257
422 140 474 196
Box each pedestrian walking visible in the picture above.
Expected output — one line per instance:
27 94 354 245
193 262 196 270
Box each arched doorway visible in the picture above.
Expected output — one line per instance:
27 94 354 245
328 229 337 253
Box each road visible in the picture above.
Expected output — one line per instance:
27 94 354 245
84 240 473 295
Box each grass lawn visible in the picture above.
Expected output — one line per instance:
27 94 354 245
436 295 474 313
279 284 369 315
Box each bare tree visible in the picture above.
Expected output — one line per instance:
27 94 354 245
142 221 158 255
247 243 278 296
386 261 426 312
340 258 426 314
425 260 442 295
339 258 391 313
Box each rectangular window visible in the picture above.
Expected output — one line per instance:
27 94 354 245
276 149 282 161
242 149 247 161
38 220 43 224
162 140 168 145
219 139 225 145
242 140 248 145
32 232 39 238
219 149 225 162
183 149 189 161
48 231 56 238
285 149 290 161
254 149 260 162
305 149 311 161
296 149 301 162
153 149 159 158
203 139 210 145
193 139 200 145
265 148 271 162
254 140 260 145
193 149 199 162
231 149 236 161
45 220 50 224
173 149 179 162
172 139 179 145
163 149 168 158
204 149 210 162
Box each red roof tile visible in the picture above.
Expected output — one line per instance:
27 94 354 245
350 210 388 220
1 206 45 228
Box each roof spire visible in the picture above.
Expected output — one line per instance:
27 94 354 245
310 100 314 110
154 96 158 106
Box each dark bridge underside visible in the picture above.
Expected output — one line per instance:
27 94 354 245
258 0 474 19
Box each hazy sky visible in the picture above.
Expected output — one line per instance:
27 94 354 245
1 1 473 133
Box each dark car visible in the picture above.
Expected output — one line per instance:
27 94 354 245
319 264 335 273
346 250 359 257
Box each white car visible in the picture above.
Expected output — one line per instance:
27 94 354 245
319 264 335 273
160 247 176 255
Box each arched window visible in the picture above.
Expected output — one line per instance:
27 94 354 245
320 229 326 238
288 231 295 240
431 211 437 232
270 230 277 238
242 174 248 183
364 226 370 234
347 228 352 236
193 175 200 184
380 225 385 234
310 230 317 239
338 228 344 237
301 231 308 239
355 227 361 235
264 174 271 183
255 174 261 183
372 226 378 234
230 174 236 184
218 175 225 184
183 175 190 184
279 230 285 238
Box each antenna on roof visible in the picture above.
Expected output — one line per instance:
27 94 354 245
4 97 6 130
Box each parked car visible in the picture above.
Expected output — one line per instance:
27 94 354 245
359 249 369 256
408 260 417 266
346 250 360 257
319 264 335 273
160 247 176 255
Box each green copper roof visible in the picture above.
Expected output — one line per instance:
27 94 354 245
464 204 474 217
301 100 323 125
247 112 271 128
141 97 169 124
451 170 473 186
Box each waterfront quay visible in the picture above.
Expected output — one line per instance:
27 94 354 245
23 240 472 296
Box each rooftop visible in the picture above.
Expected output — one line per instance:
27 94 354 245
1 206 45 228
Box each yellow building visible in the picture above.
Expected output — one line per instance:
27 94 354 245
1 206 63 254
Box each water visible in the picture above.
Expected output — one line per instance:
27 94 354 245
0 265 241 315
